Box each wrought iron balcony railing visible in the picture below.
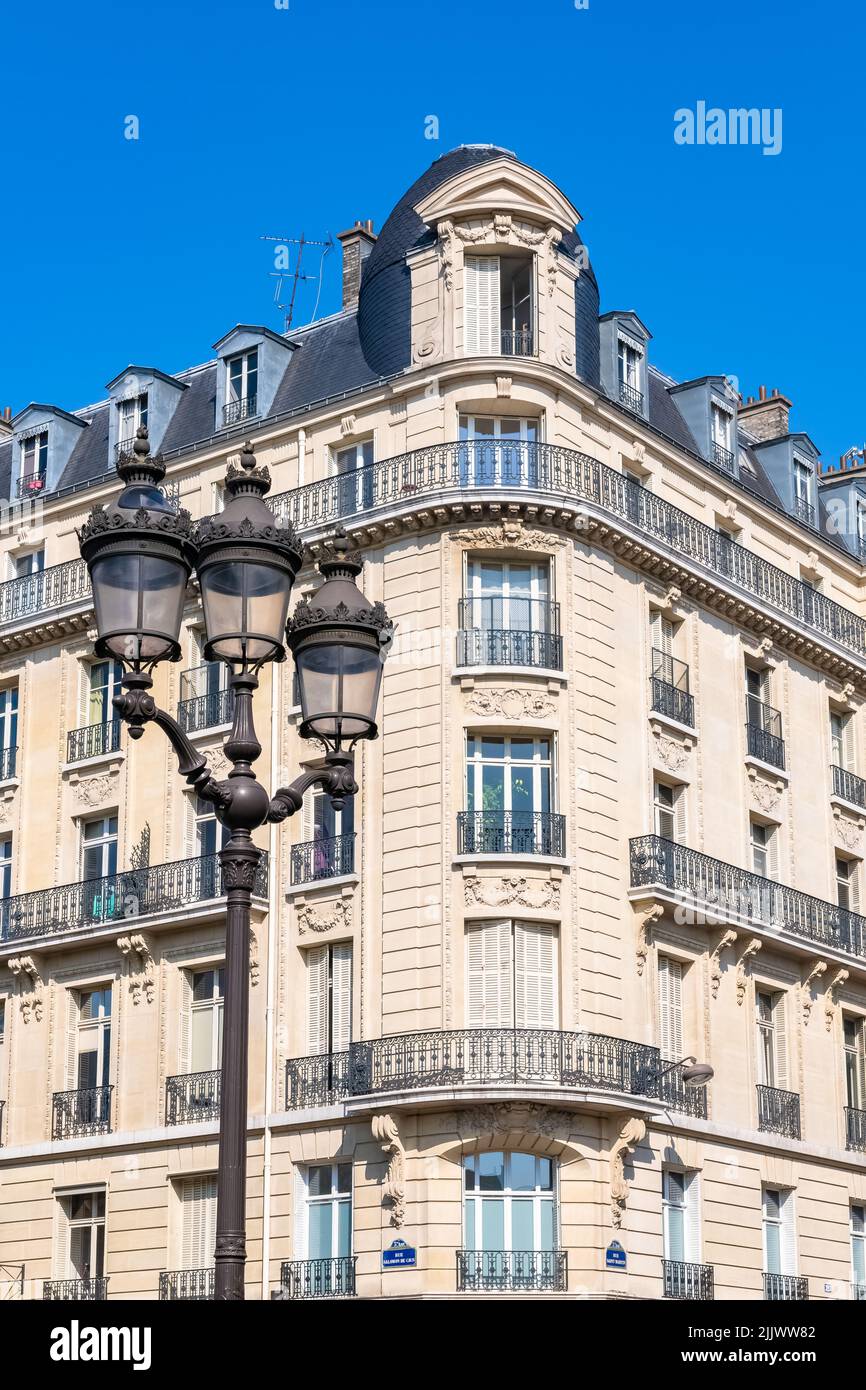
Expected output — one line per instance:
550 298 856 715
280 1256 356 1299
764 1272 808 1300
456 1249 567 1293
655 1066 708 1119
662 1258 715 1300
757 1083 801 1139
630 835 866 964
290 833 356 885
165 1070 221 1125
0 850 269 944
223 395 257 426
845 1105 866 1151
457 811 565 857
793 496 815 527
66 718 121 763
619 381 644 414
266 441 866 665
286 1027 666 1110
17 470 46 498
650 649 695 727
159 1268 214 1300
712 441 735 474
177 684 234 734
832 764 866 810
0 557 89 629
456 597 562 670
745 697 785 769
854 1282 866 1300
43 1277 108 1300
500 328 534 357
52 1085 113 1140
0 746 16 781
115 437 138 460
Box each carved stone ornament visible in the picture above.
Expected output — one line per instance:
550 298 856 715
736 938 763 1006
801 960 827 1027
73 773 116 808
455 1102 575 1143
117 933 155 1006
832 809 864 853
8 954 44 1023
748 768 783 816
339 414 357 438
496 376 512 398
466 688 556 720
710 929 738 999
652 730 690 774
634 903 664 977
448 522 566 554
826 968 849 1031
296 897 352 936
372 1114 406 1228
610 1117 646 1230
464 874 560 912
249 929 260 987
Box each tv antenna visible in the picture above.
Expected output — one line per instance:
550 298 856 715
260 231 334 331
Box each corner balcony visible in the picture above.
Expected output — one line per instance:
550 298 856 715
845 1105 866 1152
66 718 121 764
629 835 866 968
745 698 785 770
456 597 562 671
757 1083 801 1139
764 1272 808 1300
0 850 269 948
43 1277 108 1300
650 649 694 728
500 328 534 357
279 1257 356 1299
662 1259 714 1300
52 1085 113 1140
0 558 90 641
456 1249 567 1293
290 833 356 886
832 764 866 810
159 1269 214 1300
165 1070 221 1125
457 811 565 858
177 665 234 734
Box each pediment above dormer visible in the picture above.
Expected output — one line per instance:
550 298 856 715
414 157 580 236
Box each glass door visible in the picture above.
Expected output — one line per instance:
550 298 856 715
81 817 118 922
336 440 374 517
458 416 539 489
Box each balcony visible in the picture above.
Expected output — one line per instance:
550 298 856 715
17 470 46 499
66 718 121 764
764 1272 808 1301
793 496 815 527
177 666 234 734
845 1105 866 1151
290 833 356 885
619 381 644 414
0 747 16 781
0 557 89 630
0 850 269 945
650 649 695 728
832 764 866 810
456 597 562 670
43 1277 108 1300
165 1070 221 1125
159 1268 214 1301
500 328 534 357
457 811 565 858
52 1085 113 1140
456 1249 567 1293
655 1066 708 1119
854 1282 866 1301
279 1256 356 1299
712 441 735 474
746 698 785 770
223 395 257 427
757 1083 801 1139
662 1259 714 1300
630 835 866 965
286 1027 665 1110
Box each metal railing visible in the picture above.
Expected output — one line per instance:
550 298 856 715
832 765 866 810
456 597 562 669
0 1263 24 1300
266 441 866 665
619 382 644 414
165 1070 221 1125
712 441 735 474
280 1256 356 1299
223 395 257 426
845 1105 866 1151
630 834 866 963
655 1067 708 1119
286 1027 665 1109
52 1085 113 1140
457 811 565 857
0 558 89 628
854 1282 866 1301
0 746 16 781
17 470 46 498
290 833 356 885
159 1269 214 1300
793 496 815 527
764 1272 808 1301
177 686 234 734
650 649 695 727
0 849 269 944
456 1249 567 1293
662 1259 714 1300
114 436 140 460
43 1277 108 1300
757 1084 801 1139
746 697 785 769
501 328 534 356
66 718 121 763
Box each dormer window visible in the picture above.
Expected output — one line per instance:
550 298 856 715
617 339 643 413
711 403 734 472
116 394 148 457
793 460 813 525
225 350 258 426
464 255 535 358
19 431 48 497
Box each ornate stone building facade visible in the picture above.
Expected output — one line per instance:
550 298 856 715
0 145 865 1301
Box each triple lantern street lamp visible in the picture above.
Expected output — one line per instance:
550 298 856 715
79 427 393 1300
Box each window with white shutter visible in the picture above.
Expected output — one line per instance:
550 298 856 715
466 920 558 1028
851 1205 866 1291
464 257 500 356
658 956 684 1061
844 1017 866 1110
306 944 353 1054
762 1187 797 1276
756 989 788 1089
467 919 513 1027
180 1176 217 1270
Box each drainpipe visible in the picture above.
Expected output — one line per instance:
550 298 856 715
297 429 306 489
260 659 281 1300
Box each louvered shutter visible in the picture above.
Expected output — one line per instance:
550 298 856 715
307 946 329 1055
852 862 862 915
52 1198 71 1281
780 1191 797 1275
179 969 192 1074
292 1165 309 1260
331 944 352 1052
182 1177 217 1269
844 715 857 771
464 257 499 356
767 827 780 882
65 990 79 1088
514 922 557 1028
774 992 789 1091
467 921 513 1026
685 1172 700 1262
674 787 687 844
650 611 674 656
664 1171 686 1262
658 956 683 1060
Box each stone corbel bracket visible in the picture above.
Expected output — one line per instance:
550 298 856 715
825 968 849 1032
633 902 664 977
709 929 738 999
8 954 44 1022
736 938 763 1006
801 960 827 1027
610 1116 646 1230
372 1113 406 1229
117 933 155 1006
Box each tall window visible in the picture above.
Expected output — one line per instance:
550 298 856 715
0 687 18 779
746 666 770 724
191 969 224 1073
654 780 685 842
307 943 352 1054
663 1170 699 1263
657 956 684 1061
227 349 258 410
844 1017 866 1111
464 1152 555 1255
837 857 861 913
830 709 854 771
465 558 552 637
466 920 558 1029
458 414 540 487
0 838 12 898
193 795 229 858
756 990 788 1090
466 736 552 821
617 339 641 389
335 438 374 517
793 461 812 511
179 1176 217 1272
21 431 48 488
763 1188 795 1276
15 549 44 578
852 1206 865 1293
81 816 118 881
74 986 112 1092
116 393 148 446
711 404 732 452
87 660 123 727
303 1162 352 1262
750 819 778 880
463 255 534 357
62 1191 105 1282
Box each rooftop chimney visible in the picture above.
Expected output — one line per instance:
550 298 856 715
0 407 12 438
738 385 792 442
336 220 377 310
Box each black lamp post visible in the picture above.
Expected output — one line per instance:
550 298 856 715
79 429 392 1300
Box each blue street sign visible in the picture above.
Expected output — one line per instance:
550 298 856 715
383 1238 417 1269
605 1240 627 1270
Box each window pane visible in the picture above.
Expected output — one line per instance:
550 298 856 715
539 1198 554 1251
336 1198 351 1257
336 1163 352 1194
308 1201 333 1259
464 1155 476 1191
509 1152 536 1192
307 1165 331 1198
537 1157 553 1191
765 1221 781 1274
481 1198 505 1250
511 1199 533 1249
478 1152 505 1192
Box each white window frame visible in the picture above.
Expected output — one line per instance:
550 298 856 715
81 815 118 881
710 402 732 450
851 1205 865 1291
755 989 788 1090
662 1169 700 1263
463 1151 556 1254
21 431 48 481
75 986 112 1092
306 942 353 1054
190 967 224 1074
844 1016 866 1111
116 393 148 446
178 1175 217 1271
226 349 258 406
466 734 554 817
762 1187 796 1276
299 1161 353 1261
63 1189 106 1281
465 556 552 634
653 780 685 842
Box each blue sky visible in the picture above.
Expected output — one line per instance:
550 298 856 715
1 0 862 462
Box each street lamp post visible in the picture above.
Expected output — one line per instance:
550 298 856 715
79 429 392 1300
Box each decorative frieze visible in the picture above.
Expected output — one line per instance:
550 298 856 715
71 772 117 808
747 766 784 817
296 897 353 936
465 688 557 720
651 727 692 774
455 1101 574 1144
831 806 864 853
463 873 561 913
